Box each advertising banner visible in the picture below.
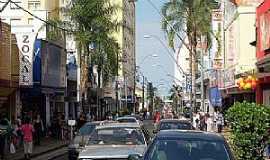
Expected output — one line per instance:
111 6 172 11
234 0 263 6
33 39 41 84
209 87 222 107
259 10 270 51
16 32 36 86
41 41 66 88
224 68 235 88
226 20 238 67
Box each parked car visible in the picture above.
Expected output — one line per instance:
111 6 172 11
78 123 149 160
129 130 235 160
68 121 101 160
153 119 194 134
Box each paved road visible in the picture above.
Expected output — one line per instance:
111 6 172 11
36 120 155 160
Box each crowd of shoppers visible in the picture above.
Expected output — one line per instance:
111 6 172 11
193 109 224 133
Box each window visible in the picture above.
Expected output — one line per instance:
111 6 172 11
10 1 21 9
10 18 21 25
28 18 33 25
28 1 41 10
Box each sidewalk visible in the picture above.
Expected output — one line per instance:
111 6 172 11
6 137 68 160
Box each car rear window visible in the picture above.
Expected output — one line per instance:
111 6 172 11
160 122 192 130
146 139 231 160
117 118 137 123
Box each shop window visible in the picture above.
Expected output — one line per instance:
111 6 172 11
28 18 33 25
10 18 21 25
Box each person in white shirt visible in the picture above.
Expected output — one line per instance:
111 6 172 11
206 114 214 132
216 111 224 133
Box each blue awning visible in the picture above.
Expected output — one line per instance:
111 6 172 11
209 87 222 107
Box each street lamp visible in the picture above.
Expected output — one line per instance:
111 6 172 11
143 34 188 77
139 54 159 66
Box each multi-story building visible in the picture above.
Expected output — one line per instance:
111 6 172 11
0 0 67 126
255 0 270 105
109 0 136 113
174 38 190 103
0 0 59 38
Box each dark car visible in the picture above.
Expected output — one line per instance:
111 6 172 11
129 130 235 160
153 119 194 134
68 121 101 160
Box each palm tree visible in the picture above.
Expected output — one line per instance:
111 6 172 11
70 0 120 88
161 0 218 112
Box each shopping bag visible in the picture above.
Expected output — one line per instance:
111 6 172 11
10 143 16 154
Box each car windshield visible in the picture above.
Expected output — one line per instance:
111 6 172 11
159 122 192 130
117 118 137 123
79 124 96 135
88 127 145 145
146 139 230 160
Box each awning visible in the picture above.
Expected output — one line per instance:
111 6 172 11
209 87 222 107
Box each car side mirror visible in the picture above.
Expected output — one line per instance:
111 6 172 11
153 130 158 134
128 154 142 160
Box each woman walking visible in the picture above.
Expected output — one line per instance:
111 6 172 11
33 114 43 145
21 117 35 160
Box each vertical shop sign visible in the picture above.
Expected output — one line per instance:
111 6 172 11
16 33 36 86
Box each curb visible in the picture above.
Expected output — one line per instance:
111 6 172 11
15 143 68 160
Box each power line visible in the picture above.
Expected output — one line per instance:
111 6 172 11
0 0 11 12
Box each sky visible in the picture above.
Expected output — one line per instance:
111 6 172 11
136 0 173 96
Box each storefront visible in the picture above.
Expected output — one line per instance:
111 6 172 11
0 22 20 120
256 0 270 105
20 39 67 126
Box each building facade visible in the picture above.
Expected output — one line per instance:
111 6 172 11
110 0 136 113
256 0 270 105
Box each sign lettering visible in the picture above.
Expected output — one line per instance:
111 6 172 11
16 32 36 86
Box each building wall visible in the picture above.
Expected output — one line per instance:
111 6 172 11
236 7 257 74
110 0 136 99
174 38 189 89
0 0 59 39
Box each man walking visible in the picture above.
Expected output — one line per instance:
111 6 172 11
21 117 35 160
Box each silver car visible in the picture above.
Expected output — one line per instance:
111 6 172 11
68 121 101 160
78 123 148 160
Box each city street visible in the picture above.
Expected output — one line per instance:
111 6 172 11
2 0 270 159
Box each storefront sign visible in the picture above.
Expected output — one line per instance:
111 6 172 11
41 41 66 88
16 33 36 86
226 20 238 67
234 0 263 6
209 87 222 107
224 68 235 88
209 70 218 88
259 10 270 51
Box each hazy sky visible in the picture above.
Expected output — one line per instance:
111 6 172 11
136 0 173 96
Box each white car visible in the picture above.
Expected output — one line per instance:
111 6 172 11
78 123 148 160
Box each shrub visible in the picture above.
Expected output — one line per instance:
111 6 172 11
226 101 270 160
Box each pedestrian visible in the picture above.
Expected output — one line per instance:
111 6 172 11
216 110 224 133
77 113 86 130
33 114 44 145
0 114 12 160
21 117 35 160
206 114 213 132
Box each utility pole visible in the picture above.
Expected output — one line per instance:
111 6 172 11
142 76 145 110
